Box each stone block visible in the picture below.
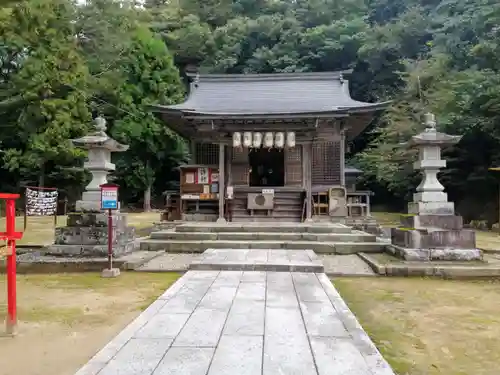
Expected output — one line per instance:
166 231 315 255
98 338 172 375
133 314 190 339
172 308 228 347
400 214 463 230
208 335 263 375
101 268 120 278
310 337 372 375
153 348 214 375
408 201 455 215
430 248 483 261
391 227 476 250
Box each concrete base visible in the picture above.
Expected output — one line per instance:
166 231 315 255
387 244 483 261
48 211 137 257
101 268 121 278
4 321 17 337
408 201 455 215
392 227 476 249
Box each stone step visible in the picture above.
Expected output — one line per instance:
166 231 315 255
174 223 353 234
150 231 375 242
231 216 302 223
189 261 324 272
139 239 385 254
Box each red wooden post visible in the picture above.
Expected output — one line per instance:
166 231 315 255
0 193 23 336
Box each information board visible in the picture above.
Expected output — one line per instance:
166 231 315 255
101 186 118 210
25 188 58 216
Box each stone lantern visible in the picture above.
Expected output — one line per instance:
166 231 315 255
47 117 136 258
389 113 482 261
72 116 129 212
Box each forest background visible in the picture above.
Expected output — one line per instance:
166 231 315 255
1 0 499 225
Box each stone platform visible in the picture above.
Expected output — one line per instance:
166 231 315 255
140 222 385 255
189 249 324 272
75 269 395 375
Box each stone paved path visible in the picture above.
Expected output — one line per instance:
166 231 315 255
190 249 324 272
137 253 376 276
75 269 394 375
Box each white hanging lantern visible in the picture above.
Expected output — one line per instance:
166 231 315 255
286 132 296 148
275 132 285 148
243 132 252 148
264 132 274 148
252 132 262 148
232 132 241 148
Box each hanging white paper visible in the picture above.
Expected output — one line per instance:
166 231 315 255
232 132 241 148
264 132 274 148
253 132 262 148
286 132 296 148
243 132 252 148
275 132 285 148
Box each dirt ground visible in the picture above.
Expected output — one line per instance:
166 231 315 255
334 277 500 375
0 272 180 375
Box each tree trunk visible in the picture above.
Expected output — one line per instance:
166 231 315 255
143 185 152 212
38 162 45 188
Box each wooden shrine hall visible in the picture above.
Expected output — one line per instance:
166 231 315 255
151 70 389 223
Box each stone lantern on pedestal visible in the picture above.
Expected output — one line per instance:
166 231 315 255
47 117 136 257
72 116 128 212
389 113 482 261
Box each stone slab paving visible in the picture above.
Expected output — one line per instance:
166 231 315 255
75 270 394 375
319 254 376 276
137 253 376 276
189 249 324 273
136 253 202 272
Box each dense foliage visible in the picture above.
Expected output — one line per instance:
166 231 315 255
1 0 500 221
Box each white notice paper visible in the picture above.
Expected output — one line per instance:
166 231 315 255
186 172 194 184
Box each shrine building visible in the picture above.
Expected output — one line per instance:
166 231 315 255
151 70 389 223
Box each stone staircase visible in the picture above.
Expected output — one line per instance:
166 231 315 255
140 222 385 254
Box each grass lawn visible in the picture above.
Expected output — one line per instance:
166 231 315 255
334 277 500 375
372 211 500 252
0 211 159 246
0 272 181 375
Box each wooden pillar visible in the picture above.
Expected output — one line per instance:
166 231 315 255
217 143 226 223
190 141 196 163
340 130 346 186
304 142 313 221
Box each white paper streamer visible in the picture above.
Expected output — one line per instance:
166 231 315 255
243 132 252 148
275 132 285 148
264 132 274 148
232 132 241 148
252 132 262 148
286 132 296 148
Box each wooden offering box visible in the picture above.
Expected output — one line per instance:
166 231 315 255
180 165 220 217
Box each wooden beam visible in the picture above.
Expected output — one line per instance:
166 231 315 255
217 143 226 223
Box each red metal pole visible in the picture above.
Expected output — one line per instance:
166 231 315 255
6 198 17 335
108 209 113 270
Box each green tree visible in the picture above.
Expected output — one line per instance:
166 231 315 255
110 28 186 210
0 0 91 192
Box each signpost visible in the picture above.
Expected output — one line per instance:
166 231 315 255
0 193 23 336
100 183 120 278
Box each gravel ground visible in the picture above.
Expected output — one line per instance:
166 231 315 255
137 253 202 272
137 252 375 276
318 254 376 276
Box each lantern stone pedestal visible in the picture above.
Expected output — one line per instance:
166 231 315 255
46 117 136 258
389 113 482 261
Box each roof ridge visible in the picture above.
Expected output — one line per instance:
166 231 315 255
186 70 353 82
